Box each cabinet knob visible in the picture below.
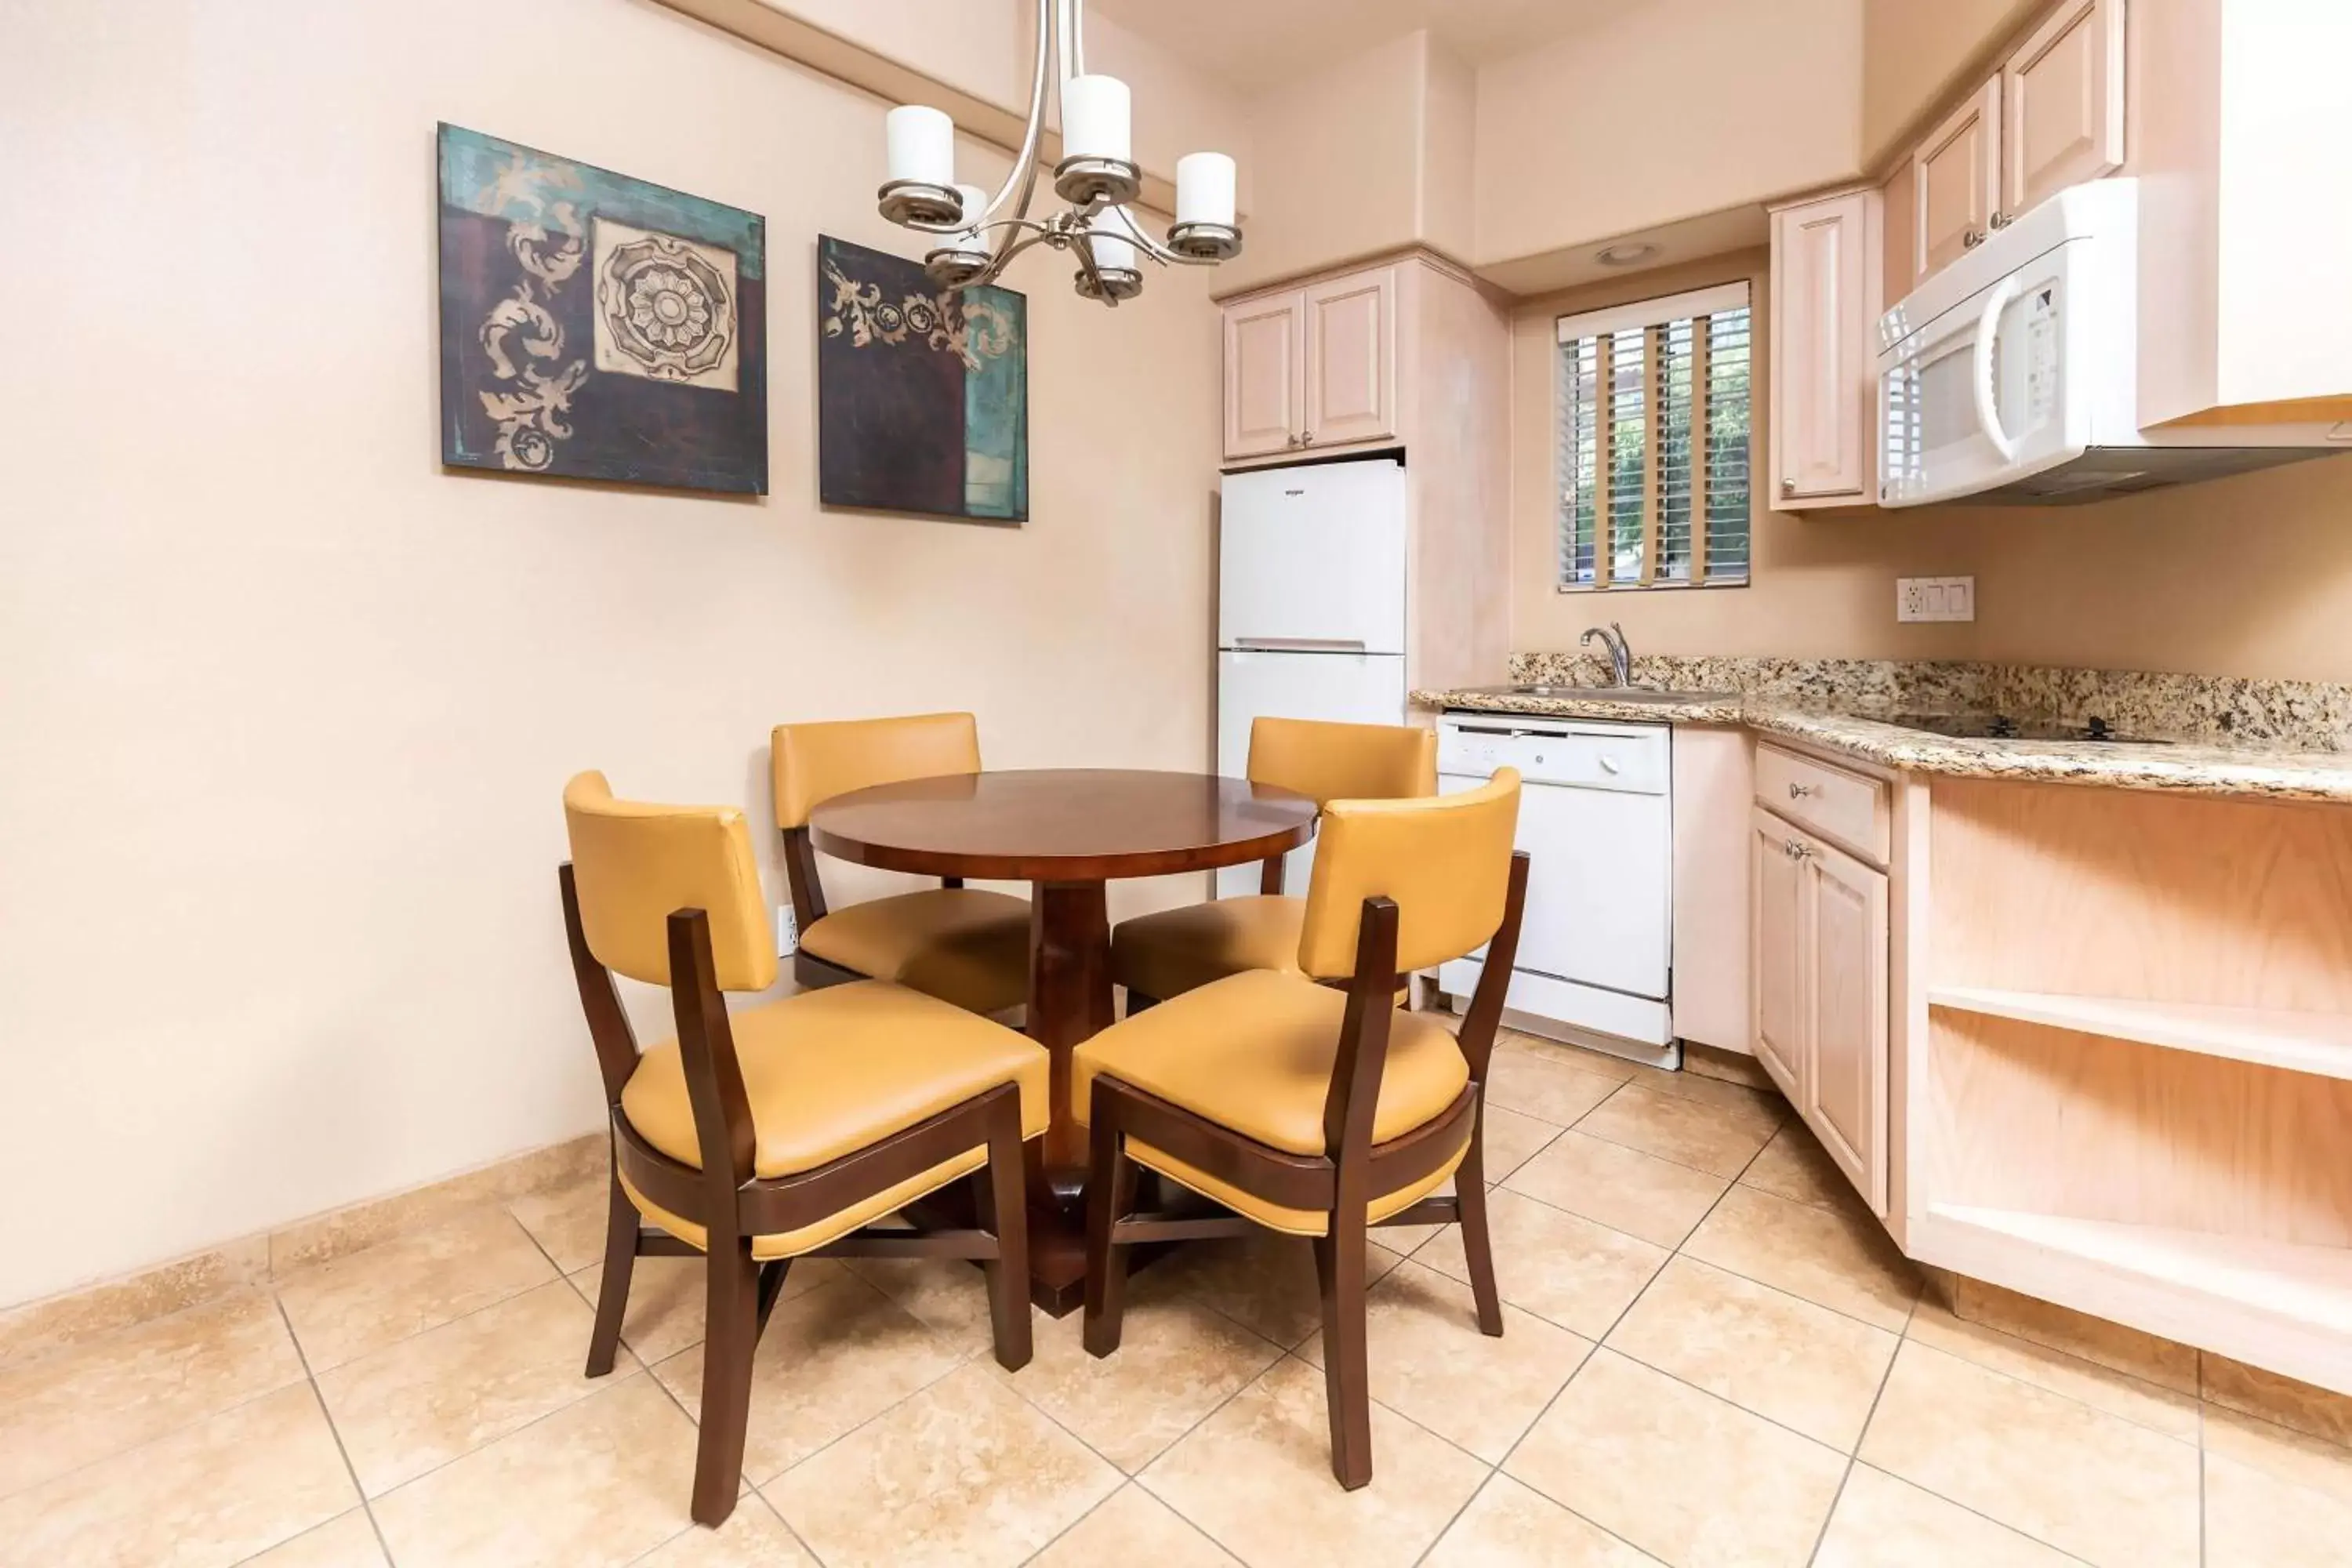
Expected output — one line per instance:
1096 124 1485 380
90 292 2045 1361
1990 210 2012 230
1301 430 1315 446
1780 477 1796 497
1788 782 1817 799
1284 433 1301 448
1783 838 1813 861
1963 228 1984 249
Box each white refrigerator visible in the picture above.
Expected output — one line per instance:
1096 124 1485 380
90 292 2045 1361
1217 457 1409 898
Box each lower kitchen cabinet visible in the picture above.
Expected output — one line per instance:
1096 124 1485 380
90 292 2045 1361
1751 805 1890 1213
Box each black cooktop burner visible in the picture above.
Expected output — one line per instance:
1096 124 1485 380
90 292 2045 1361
1886 712 2172 745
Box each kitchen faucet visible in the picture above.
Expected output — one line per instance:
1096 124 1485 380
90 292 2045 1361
1581 622 1633 687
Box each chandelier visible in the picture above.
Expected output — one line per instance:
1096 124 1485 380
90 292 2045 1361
876 0 1241 306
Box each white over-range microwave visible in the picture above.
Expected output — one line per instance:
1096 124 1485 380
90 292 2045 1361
1875 179 2349 506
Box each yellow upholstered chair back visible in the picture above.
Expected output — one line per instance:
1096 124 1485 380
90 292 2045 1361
563 771 778 993
771 712 984 830
1247 717 1436 808
1295 770 1522 981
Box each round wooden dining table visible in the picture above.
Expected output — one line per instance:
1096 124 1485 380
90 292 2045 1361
809 768 1319 1313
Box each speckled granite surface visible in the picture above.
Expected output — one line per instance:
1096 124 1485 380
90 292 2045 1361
1414 655 2352 804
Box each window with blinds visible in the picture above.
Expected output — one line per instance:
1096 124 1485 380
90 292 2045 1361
1556 281 1752 590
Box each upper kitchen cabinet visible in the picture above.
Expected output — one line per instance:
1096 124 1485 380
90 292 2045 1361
1769 187 1882 510
1910 78 2002 285
1220 263 1396 461
1301 270 1397 451
1222 292 1305 460
1896 0 2128 294
2003 0 2128 218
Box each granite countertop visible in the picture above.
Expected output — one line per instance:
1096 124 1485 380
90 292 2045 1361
1411 681 2352 805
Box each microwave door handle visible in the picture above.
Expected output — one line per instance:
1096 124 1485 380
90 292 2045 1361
1972 277 2024 463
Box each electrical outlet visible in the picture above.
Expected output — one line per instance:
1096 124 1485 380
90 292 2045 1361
775 902 798 957
1897 575 1976 623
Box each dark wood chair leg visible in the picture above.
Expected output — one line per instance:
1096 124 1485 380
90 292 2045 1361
978 1094 1033 1370
1124 990 1157 1017
754 1258 793 1335
584 1165 637 1378
1313 1221 1374 1490
691 1237 760 1528
1081 1106 1138 1358
1454 1115 1505 1338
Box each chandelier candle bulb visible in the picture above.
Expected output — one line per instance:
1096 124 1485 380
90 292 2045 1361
1062 74 1131 164
1175 153 1236 227
951 183 991 251
1087 211 1138 274
884 105 955 187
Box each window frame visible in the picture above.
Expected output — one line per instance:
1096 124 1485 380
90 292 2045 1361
1555 279 1755 593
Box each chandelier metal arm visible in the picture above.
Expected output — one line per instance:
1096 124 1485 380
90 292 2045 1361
879 0 1238 302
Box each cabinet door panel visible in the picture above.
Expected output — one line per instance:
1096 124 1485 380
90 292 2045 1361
1770 191 1876 507
1913 77 2002 284
1224 292 1302 459
1805 834 1889 1214
1750 808 1807 1102
1301 268 1396 449
2004 0 2126 218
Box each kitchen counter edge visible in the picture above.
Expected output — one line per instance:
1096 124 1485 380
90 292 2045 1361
1411 689 2352 806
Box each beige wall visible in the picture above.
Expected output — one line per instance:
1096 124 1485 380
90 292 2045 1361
1511 260 2352 684
1225 32 1432 290
1860 0 2042 164
0 0 1225 1307
1473 0 1864 272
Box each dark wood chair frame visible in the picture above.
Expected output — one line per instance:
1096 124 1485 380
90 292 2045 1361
560 863 1033 1527
780 822 974 992
1081 851 1530 1490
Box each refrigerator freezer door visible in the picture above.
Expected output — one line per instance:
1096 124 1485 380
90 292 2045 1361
1214 648 1406 898
1218 460 1406 655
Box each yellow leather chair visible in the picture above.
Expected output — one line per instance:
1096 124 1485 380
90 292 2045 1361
561 771 1047 1527
772 712 1031 1015
1073 771 1526 1490
1109 717 1436 1008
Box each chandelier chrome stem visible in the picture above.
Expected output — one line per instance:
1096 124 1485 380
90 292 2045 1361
879 0 1240 303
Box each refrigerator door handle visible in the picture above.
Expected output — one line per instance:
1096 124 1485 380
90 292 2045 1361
1229 637 1372 653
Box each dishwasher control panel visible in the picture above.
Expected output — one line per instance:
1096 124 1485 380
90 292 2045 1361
1437 713 1670 795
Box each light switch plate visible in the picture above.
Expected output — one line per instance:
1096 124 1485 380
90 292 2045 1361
1898 576 1975 623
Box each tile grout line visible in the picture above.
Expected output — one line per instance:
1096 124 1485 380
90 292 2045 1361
1802 1286 1918 1567
1475 1152 1752 1545
271 1293 399 1566
281 1203 566 1381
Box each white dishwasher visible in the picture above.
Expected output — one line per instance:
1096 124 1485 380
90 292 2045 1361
1435 712 1676 1069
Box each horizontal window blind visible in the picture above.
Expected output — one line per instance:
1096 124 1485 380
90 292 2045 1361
1557 281 1752 591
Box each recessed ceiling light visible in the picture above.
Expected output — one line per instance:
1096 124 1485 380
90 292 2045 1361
1596 241 1660 268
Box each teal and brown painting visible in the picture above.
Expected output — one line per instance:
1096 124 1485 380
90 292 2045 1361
817 236 1027 523
437 125 767 494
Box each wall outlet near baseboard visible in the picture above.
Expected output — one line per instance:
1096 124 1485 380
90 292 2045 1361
1897 575 1975 622
775 903 798 957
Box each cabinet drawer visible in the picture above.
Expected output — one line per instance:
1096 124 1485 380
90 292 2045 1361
1756 744 1889 865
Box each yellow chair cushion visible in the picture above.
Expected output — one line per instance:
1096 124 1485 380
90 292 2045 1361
771 712 982 830
1072 968 1468 1155
1131 1141 1465 1238
1298 771 1522 980
620 1152 987 1261
619 979 1048 1183
799 888 1030 1015
1110 895 1305 1002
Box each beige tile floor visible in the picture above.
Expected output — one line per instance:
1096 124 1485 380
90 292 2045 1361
9 1029 2352 1566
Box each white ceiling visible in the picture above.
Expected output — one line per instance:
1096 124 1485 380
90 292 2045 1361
1087 0 1651 90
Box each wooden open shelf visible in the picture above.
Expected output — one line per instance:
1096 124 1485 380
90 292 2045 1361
1928 986 2352 1081
1922 1204 2352 1392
